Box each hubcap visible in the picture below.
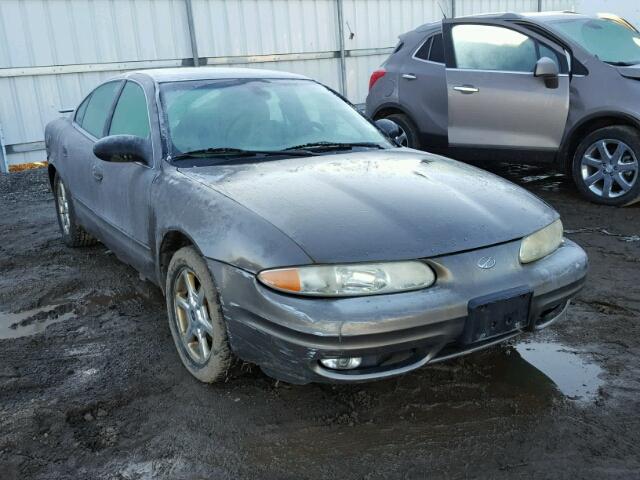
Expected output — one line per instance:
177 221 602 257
173 268 214 365
581 139 638 199
56 181 71 234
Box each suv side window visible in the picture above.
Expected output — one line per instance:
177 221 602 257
109 81 150 138
452 24 538 72
414 33 445 64
428 33 444 63
414 37 432 61
80 81 122 138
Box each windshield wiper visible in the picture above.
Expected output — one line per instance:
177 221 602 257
283 141 385 152
171 147 313 161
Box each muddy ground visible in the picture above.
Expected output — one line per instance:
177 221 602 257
0 165 639 479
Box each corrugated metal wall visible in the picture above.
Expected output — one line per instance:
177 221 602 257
0 0 574 170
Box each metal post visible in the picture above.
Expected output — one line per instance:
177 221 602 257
451 0 455 18
538 0 542 12
336 0 348 97
0 123 8 174
185 0 200 67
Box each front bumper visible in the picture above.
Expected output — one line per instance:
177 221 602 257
208 239 588 384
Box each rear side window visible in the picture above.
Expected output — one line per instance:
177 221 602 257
414 37 432 60
452 24 537 72
414 33 445 64
109 81 150 138
429 33 445 63
80 81 121 138
74 95 90 124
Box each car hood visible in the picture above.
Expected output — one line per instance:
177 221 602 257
179 150 558 263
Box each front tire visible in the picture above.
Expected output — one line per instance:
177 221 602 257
572 126 640 206
53 174 96 247
166 246 232 383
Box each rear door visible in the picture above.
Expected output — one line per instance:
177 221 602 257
398 30 448 145
442 19 570 150
65 80 123 219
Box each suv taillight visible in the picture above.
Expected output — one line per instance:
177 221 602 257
369 69 386 91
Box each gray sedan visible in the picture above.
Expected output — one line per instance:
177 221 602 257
45 68 588 384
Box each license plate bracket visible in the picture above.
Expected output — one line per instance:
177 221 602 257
461 286 532 345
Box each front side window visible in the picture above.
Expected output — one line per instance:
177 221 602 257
109 81 150 138
549 18 640 66
80 81 122 138
159 79 391 156
452 24 537 72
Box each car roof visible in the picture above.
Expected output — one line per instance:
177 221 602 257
414 11 594 31
114 67 310 83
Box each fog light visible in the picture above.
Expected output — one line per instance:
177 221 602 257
320 357 362 370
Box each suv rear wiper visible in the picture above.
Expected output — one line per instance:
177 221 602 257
171 147 313 161
283 142 385 152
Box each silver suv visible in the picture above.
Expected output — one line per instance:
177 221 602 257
366 12 640 206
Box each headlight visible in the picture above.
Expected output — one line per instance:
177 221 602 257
519 219 563 264
257 261 436 297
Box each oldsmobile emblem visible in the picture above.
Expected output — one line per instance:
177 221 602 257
477 256 496 270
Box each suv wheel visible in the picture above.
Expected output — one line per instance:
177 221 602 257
384 113 421 150
166 246 232 383
572 126 640 206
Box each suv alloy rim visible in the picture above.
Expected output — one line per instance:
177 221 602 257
173 267 214 364
581 139 639 198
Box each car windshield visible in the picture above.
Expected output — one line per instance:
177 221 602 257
549 17 640 66
159 78 391 159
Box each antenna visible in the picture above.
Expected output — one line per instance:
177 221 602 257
436 0 447 19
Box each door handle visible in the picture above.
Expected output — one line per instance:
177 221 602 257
92 166 103 182
453 85 479 94
402 73 417 80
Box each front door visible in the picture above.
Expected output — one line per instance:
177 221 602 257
442 19 570 150
94 80 156 278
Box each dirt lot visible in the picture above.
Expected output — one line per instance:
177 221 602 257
0 164 639 479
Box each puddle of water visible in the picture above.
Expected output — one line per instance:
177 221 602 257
0 305 75 339
514 341 603 403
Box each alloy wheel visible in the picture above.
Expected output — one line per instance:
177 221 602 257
173 268 214 365
56 181 71 235
395 126 409 147
581 139 638 199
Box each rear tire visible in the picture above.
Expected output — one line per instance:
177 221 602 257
384 113 422 150
166 246 232 383
572 126 640 206
53 173 96 247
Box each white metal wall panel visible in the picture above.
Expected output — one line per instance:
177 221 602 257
341 0 449 50
0 0 191 68
454 0 537 16
540 0 575 11
192 0 339 56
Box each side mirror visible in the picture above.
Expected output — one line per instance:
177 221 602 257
375 118 407 147
534 57 560 89
93 135 151 164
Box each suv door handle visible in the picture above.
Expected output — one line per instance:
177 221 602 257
92 166 103 182
402 73 417 80
453 85 479 94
